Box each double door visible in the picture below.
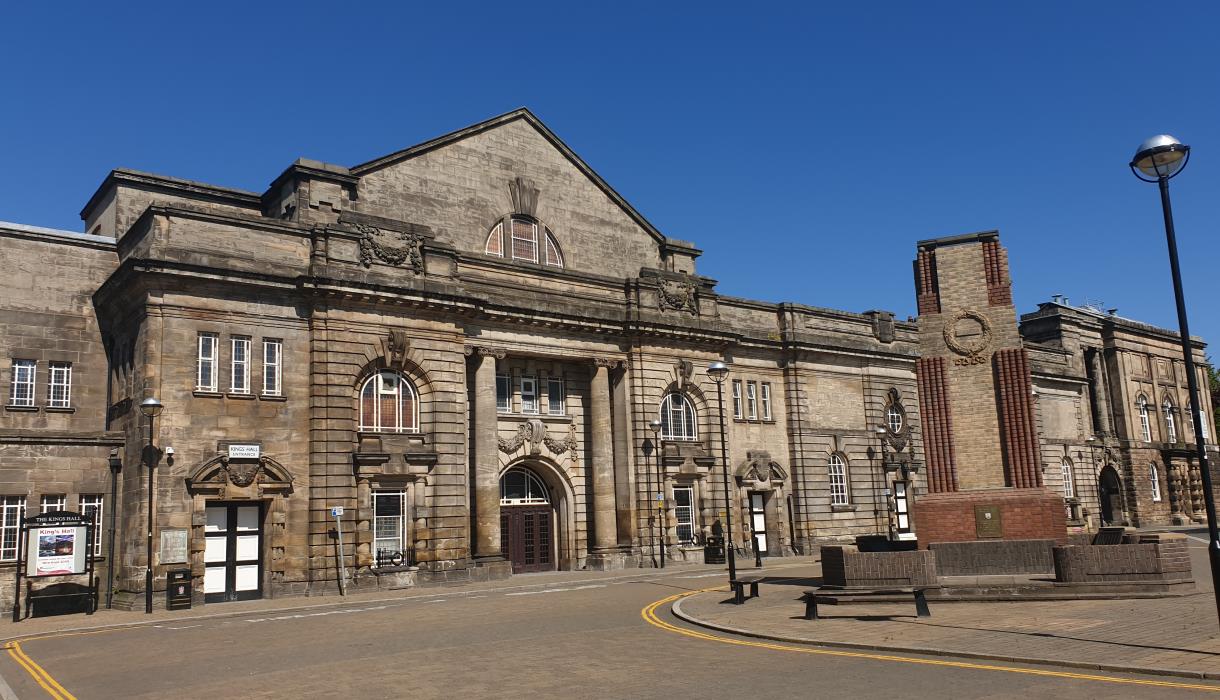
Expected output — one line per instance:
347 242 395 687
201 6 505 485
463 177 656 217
748 493 768 555
204 502 263 602
500 505 553 573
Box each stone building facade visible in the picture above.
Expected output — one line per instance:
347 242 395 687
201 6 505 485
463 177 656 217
0 108 1213 607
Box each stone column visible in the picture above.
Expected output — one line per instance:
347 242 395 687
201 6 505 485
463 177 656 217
471 347 505 563
589 358 623 568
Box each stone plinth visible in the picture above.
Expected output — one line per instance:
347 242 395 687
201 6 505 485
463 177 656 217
820 545 937 588
914 488 1067 547
929 539 1055 575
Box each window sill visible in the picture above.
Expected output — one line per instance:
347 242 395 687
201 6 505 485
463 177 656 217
259 394 287 402
226 392 256 400
495 412 571 422
45 407 76 414
733 418 776 425
192 391 223 398
4 405 38 412
831 504 858 513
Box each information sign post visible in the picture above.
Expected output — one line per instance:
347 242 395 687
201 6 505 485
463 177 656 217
331 506 347 596
13 511 97 621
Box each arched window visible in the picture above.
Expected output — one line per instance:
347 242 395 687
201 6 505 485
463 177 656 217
828 454 849 506
500 468 550 505
885 404 905 434
359 371 419 433
1163 398 1177 443
1061 457 1075 499
484 217 564 268
659 393 697 441
1137 396 1151 442
1149 462 1162 502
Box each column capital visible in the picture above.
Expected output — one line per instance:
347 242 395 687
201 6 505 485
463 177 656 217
592 357 624 369
465 345 506 360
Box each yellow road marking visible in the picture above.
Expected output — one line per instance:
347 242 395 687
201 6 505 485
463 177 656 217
642 588 1220 693
4 641 76 700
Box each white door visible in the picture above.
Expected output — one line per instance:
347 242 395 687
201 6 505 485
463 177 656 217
749 493 768 555
203 503 263 602
893 481 911 533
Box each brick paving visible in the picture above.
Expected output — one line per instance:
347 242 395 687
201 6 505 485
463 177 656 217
674 577 1220 678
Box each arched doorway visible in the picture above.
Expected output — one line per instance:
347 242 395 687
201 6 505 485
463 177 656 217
1098 465 1124 525
499 467 556 573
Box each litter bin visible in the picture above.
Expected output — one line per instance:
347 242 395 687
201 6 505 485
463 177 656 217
167 569 192 610
704 536 726 565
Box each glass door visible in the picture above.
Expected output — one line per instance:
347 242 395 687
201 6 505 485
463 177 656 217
749 492 768 555
203 502 263 602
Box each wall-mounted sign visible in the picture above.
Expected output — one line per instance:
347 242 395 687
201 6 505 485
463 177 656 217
160 528 189 564
974 505 1003 538
228 444 260 460
330 506 344 518
27 525 87 577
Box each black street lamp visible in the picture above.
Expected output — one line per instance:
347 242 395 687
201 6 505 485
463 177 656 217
707 361 736 584
140 397 163 615
106 449 122 610
649 419 664 568
1130 135 1220 625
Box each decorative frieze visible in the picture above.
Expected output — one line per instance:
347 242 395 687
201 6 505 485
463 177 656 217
354 222 424 273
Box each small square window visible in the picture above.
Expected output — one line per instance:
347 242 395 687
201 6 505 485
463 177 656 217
520 376 538 414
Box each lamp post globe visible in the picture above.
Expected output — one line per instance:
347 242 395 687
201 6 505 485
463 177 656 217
1130 135 1190 182
1129 135 1220 627
139 397 164 418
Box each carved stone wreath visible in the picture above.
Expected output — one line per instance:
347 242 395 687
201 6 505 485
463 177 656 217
354 222 424 273
658 278 698 315
498 419 578 457
224 459 261 487
943 308 993 357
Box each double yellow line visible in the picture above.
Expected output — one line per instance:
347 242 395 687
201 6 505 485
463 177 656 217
642 588 1220 693
5 641 76 699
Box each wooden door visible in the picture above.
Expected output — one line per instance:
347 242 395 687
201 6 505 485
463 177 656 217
500 505 553 573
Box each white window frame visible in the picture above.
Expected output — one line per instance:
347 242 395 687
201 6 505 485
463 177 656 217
48 361 72 408
1061 458 1075 499
372 489 409 565
359 371 420 433
520 376 539 414
262 339 282 396
1163 398 1177 443
496 374 511 413
9 359 35 407
230 336 251 394
79 494 104 557
1150 462 1162 502
761 382 772 421
1138 396 1151 442
484 222 504 257
197 333 218 392
547 377 564 415
886 404 905 434
40 494 66 514
746 381 758 420
673 485 696 544
731 380 743 419
828 453 849 506
543 229 564 267
0 497 25 561
500 468 550 505
659 393 697 441
510 218 539 263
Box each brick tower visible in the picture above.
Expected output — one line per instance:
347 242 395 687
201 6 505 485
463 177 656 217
912 231 1066 545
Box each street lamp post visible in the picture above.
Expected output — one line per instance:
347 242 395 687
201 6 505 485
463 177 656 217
874 426 889 538
106 450 122 610
707 362 736 584
648 419 664 568
140 397 163 615
1130 135 1220 625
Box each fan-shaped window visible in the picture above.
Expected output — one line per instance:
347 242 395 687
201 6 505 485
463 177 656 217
659 392 697 441
828 454 850 506
1163 398 1177 443
1137 395 1151 442
359 371 419 433
483 217 564 268
500 468 550 505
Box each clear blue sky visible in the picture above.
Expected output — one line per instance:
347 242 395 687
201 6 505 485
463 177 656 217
3 2 1218 352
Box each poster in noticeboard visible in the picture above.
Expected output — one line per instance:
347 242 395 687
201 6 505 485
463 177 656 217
26 525 88 577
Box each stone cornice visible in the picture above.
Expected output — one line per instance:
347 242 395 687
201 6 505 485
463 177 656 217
82 168 262 222
0 431 125 446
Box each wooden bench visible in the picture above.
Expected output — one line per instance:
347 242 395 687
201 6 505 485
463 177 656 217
729 575 764 604
803 585 938 620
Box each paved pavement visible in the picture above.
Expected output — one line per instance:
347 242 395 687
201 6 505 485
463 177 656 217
1 548 1218 697
676 532 1220 680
